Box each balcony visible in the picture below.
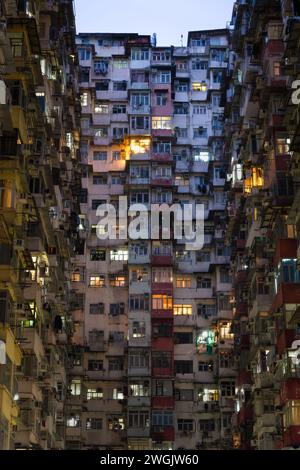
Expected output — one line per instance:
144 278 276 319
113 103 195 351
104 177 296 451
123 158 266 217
151 177 173 187
127 396 151 407
129 252 150 265
151 426 175 442
151 255 173 267
152 367 174 378
0 385 19 425
152 153 173 163
129 280 151 295
128 365 150 377
0 324 22 366
152 337 174 351
21 328 45 361
19 380 42 403
129 176 150 186
127 427 151 438
129 82 150 90
280 378 300 403
152 397 175 409
151 309 173 320
129 105 150 115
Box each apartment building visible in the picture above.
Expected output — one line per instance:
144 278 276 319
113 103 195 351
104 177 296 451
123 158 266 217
226 0 300 451
0 0 80 449
72 28 234 450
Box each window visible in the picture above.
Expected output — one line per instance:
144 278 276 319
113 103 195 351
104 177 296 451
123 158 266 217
197 277 211 289
89 303 105 315
112 127 128 139
129 352 149 369
221 381 235 397
152 51 171 62
113 104 127 114
114 60 128 69
192 82 207 92
220 352 234 369
112 151 123 161
273 61 281 77
193 105 206 115
129 296 149 311
131 93 149 107
87 388 103 400
86 418 102 430
89 275 105 287
152 352 172 369
80 92 88 106
175 389 194 401
153 71 171 84
199 419 215 432
152 295 173 310
78 48 91 61
109 358 123 371
152 268 173 283
131 49 149 60
110 303 125 316
131 116 150 130
175 361 193 374
129 381 150 397
152 116 172 130
113 81 127 91
110 249 128 261
130 191 149 204
93 175 107 185
156 93 168 106
88 330 104 344
110 275 126 287
153 141 171 154
174 332 193 344
153 324 173 338
198 388 219 402
93 151 107 161
131 268 149 283
88 360 103 371
130 166 150 179
95 81 109 91
67 415 81 427
174 103 189 115
193 127 207 138
132 321 146 338
10 37 23 57
178 419 194 432
94 103 109 114
70 379 81 396
90 248 106 260
94 60 109 75
174 305 193 316
174 128 188 138
198 361 214 372
152 411 173 427
71 271 81 282
128 411 150 428
192 60 208 70
176 277 191 288
94 128 108 138
220 270 232 284
113 388 124 400
219 322 233 340
175 81 188 93
197 304 216 318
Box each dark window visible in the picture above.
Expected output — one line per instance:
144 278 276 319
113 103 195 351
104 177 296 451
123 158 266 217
175 361 193 374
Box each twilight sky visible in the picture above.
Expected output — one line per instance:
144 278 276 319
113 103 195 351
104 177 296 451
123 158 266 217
74 0 235 46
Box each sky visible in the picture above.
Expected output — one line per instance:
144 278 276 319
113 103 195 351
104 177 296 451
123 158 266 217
74 0 235 46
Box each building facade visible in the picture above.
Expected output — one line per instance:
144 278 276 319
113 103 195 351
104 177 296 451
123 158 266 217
71 29 235 450
0 0 80 449
226 0 300 451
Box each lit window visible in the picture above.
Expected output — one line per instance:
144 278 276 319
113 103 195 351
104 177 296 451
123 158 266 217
152 117 172 130
95 103 109 114
273 61 281 77
110 249 128 261
87 388 103 400
152 295 173 310
176 277 191 288
86 418 102 430
71 272 81 282
174 305 193 316
192 82 207 92
132 321 146 338
89 275 105 287
70 379 81 396
80 92 88 106
110 276 126 287
219 322 234 340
